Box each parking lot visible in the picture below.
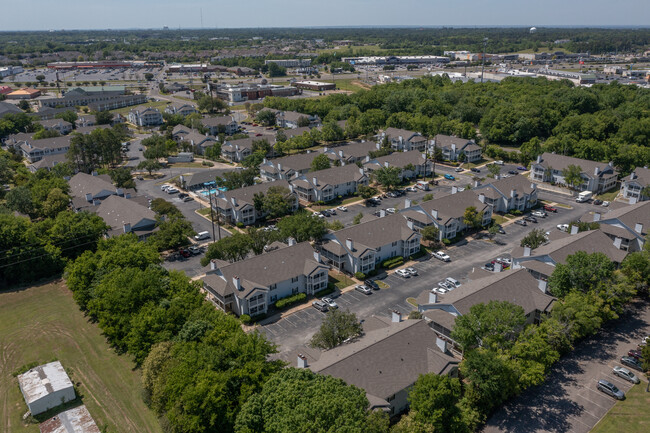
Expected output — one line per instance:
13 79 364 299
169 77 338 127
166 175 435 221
483 300 650 433
10 67 163 84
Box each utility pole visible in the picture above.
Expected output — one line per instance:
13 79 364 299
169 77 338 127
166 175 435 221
481 37 488 83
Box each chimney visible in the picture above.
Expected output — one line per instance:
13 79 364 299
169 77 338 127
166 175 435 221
431 209 438 220
345 238 354 251
494 262 503 272
277 162 282 171
478 193 485 203
125 192 131 199
359 167 364 176
375 142 381 150
593 212 601 222
116 187 124 196
630 171 636 180
288 237 296 246
210 260 217 271
451 186 458 194
339 150 344 158
594 167 600 176
379 209 386 218
405 198 412 208
635 223 643 234
313 250 321 262
312 177 318 186
613 237 622 249
474 180 480 188
366 155 370 162
384 161 389 168
91 170 98 176
323 147 328 152
524 246 531 257
297 354 308 369
451 143 456 153
123 223 131 233
536 155 542 164
570 225 579 235
436 336 448 353
537 279 548 293
391 310 402 323
407 220 414 230
233 276 241 291
530 183 537 190
510 189 516 198
428 291 438 304
231 197 237 207
85 193 93 202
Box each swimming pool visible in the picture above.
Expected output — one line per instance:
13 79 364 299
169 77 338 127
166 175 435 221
199 187 228 196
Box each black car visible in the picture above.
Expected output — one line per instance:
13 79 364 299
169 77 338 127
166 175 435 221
508 170 518 175
470 167 481 173
364 279 380 290
178 193 188 199
524 216 537 223
621 356 643 372
593 199 603 206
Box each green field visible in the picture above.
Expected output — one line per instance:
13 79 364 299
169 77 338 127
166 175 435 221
110 100 170 115
331 78 371 92
591 383 650 433
0 282 162 433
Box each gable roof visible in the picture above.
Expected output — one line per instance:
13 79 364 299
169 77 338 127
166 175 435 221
534 152 617 178
39 119 71 128
40 405 100 433
179 131 216 146
590 201 650 238
278 110 312 122
366 150 427 169
413 189 488 225
222 137 256 151
181 168 240 188
623 167 650 188
201 115 235 127
476 175 537 198
310 319 458 400
68 172 116 199
203 241 326 299
382 127 422 141
283 126 312 139
0 101 22 117
295 164 366 190
20 135 72 153
327 141 379 160
94 195 156 235
434 134 473 150
265 151 321 174
217 180 293 211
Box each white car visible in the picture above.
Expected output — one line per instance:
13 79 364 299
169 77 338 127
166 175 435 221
406 267 418 276
432 251 451 262
166 187 179 194
406 186 417 192
386 208 396 214
322 297 338 309
329 209 337 215
557 224 569 232
532 211 547 218
495 160 504 165
337 206 348 212
354 285 372 295
395 269 410 278
613 366 640 384
602 201 610 207
455 166 464 172
433 287 447 294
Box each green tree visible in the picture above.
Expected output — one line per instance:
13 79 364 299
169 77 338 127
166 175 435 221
201 232 252 264
109 167 136 189
311 153 331 171
421 225 440 242
462 206 483 230
41 188 70 218
407 374 466 433
373 166 401 190
548 251 615 298
148 216 195 251
266 62 287 77
94 110 114 125
137 159 161 176
144 73 154 81
550 291 603 341
55 110 78 124
487 163 501 178
235 368 371 433
487 224 500 240
562 164 584 190
256 109 277 127
218 168 256 190
353 212 364 225
150 198 182 218
452 301 526 351
247 227 274 255
520 228 547 248
6 185 34 215
261 186 294 219
310 309 363 350
277 211 327 243
358 185 378 200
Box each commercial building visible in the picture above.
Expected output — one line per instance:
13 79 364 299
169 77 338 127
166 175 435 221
530 153 618 194
0 65 24 77
128 107 163 127
620 167 650 202
203 241 329 316
342 55 449 65
215 83 299 104
319 213 422 274
17 361 76 415
7 88 41 99
264 59 311 68
292 80 336 91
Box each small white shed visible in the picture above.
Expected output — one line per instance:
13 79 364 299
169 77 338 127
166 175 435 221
17 361 76 415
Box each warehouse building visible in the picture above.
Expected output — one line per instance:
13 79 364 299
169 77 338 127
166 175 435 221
292 80 336 91
17 361 76 415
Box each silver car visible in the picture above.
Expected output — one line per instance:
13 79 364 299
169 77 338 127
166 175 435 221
597 379 625 400
613 366 640 384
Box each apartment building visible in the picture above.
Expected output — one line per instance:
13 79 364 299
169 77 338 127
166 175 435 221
376 128 428 152
291 164 368 203
434 134 482 163
530 153 618 193
473 176 538 213
620 167 650 202
363 150 432 180
128 107 163 127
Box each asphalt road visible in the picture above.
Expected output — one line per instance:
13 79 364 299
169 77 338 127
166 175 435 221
482 300 650 433
262 190 591 359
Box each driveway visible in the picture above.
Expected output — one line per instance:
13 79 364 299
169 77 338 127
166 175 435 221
483 300 650 433
262 191 591 359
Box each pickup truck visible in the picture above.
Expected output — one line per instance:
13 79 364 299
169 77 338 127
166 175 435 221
432 251 451 262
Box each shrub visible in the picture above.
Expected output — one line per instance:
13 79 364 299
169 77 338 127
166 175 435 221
240 314 251 325
382 257 404 269
236 222 245 228
509 209 522 216
354 271 366 280
202 160 214 167
442 238 451 246
315 285 335 297
367 269 378 277
274 292 307 309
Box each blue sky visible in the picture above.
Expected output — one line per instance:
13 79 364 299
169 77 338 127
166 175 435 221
4 0 650 30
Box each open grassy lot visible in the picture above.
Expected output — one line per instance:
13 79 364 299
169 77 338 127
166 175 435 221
332 78 371 92
110 100 170 115
0 281 162 433
591 383 650 433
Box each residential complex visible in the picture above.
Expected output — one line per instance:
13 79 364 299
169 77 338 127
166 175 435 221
620 167 650 202
530 153 618 193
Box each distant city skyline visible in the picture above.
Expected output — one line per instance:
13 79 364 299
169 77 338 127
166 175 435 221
3 0 650 31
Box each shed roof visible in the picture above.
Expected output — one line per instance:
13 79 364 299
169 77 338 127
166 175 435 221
18 361 73 405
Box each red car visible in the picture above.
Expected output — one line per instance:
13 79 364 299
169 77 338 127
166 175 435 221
628 349 644 360
543 205 558 213
179 249 191 258
255 133 263 136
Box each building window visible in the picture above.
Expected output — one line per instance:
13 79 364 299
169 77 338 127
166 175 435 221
269 284 277 291
291 276 299 283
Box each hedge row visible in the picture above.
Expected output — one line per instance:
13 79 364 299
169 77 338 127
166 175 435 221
274 292 307 309
382 257 404 269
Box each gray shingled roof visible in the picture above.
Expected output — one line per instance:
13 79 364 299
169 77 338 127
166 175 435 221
534 152 617 178
0 101 22 117
68 172 116 199
383 127 422 141
300 164 366 189
367 150 427 169
201 115 235 127
19 135 72 153
416 189 488 225
203 242 327 299
623 167 650 187
595 201 650 237
328 141 379 160
434 134 473 150
477 175 537 197
217 180 293 211
311 319 458 400
94 195 156 235
222 137 255 151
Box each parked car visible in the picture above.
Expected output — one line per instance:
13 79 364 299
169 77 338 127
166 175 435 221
613 366 640 384
405 267 418 276
364 280 379 290
386 208 396 214
406 186 417 192
321 210 331 217
517 166 527 171
438 281 451 290
328 209 337 215
508 170 518 175
557 224 569 232
602 201 610 207
496 226 506 234
445 277 461 288
523 216 537 223
337 206 348 212
455 166 464 172
471 167 481 173
621 356 643 371
593 199 603 206
495 160 504 165
167 188 179 194
178 193 188 198
514 219 527 226
433 287 447 294
322 297 338 309
395 269 410 278
179 249 191 258
484 263 495 271
183 196 194 202
628 349 643 360
432 251 451 262
532 210 547 218
597 379 625 400
188 246 202 255
312 300 329 312
543 205 558 213
355 285 373 295
444 174 455 180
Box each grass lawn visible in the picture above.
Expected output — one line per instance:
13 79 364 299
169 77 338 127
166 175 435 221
310 196 363 211
492 215 509 225
406 297 418 307
591 383 650 433
376 280 390 289
110 100 170 115
329 273 355 290
0 281 162 433
331 78 371 92
554 202 573 209
596 187 620 202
